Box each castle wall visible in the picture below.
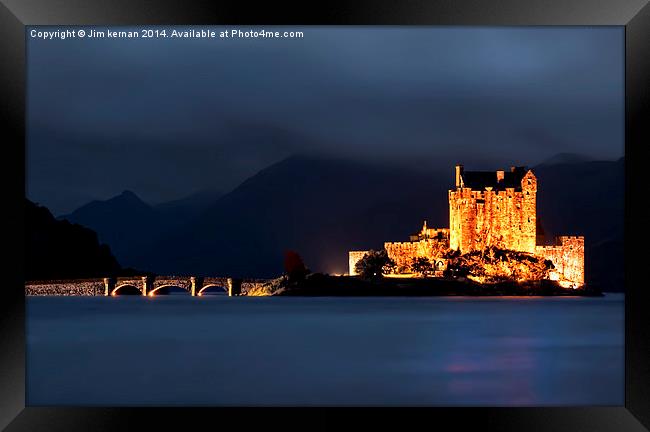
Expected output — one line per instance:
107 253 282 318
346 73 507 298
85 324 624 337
449 171 536 254
348 166 585 287
384 238 449 272
535 236 585 287
348 251 368 276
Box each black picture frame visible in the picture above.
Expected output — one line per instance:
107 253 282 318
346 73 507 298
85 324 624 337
2 0 649 430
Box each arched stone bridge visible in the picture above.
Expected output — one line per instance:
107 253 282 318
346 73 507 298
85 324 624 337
104 276 269 297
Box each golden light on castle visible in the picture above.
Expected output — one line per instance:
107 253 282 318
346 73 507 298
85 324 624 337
349 164 585 288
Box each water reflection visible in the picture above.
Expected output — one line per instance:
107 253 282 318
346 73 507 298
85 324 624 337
26 295 624 406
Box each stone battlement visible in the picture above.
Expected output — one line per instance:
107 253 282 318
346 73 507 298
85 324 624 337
557 235 584 241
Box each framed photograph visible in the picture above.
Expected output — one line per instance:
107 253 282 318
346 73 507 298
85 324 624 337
2 0 649 430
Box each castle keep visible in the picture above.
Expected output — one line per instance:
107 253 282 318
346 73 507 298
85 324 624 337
349 164 585 287
449 165 537 254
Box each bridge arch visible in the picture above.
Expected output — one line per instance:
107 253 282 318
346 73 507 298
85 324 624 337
111 284 142 296
148 285 191 296
104 275 267 297
197 284 227 296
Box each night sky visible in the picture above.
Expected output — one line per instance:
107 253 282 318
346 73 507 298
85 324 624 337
27 26 624 215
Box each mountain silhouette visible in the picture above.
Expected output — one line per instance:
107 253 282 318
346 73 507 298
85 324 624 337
153 189 223 221
137 155 450 277
59 154 624 291
533 157 624 291
537 152 594 166
59 190 161 264
26 199 121 280
59 189 223 264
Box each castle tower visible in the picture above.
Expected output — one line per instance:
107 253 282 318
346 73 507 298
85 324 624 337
449 165 537 254
455 165 464 188
519 170 537 253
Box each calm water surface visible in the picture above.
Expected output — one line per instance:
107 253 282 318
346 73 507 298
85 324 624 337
27 294 624 406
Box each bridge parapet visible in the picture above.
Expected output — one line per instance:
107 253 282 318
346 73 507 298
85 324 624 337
26 279 104 296
241 279 269 295
26 276 273 296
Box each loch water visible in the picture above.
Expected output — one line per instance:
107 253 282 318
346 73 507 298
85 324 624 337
26 294 624 406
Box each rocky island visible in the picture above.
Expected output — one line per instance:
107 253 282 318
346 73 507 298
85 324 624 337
247 273 602 297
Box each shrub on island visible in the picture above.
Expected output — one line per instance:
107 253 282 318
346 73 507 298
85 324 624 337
354 249 396 279
443 246 554 284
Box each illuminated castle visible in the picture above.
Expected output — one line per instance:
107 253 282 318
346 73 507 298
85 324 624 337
349 164 585 287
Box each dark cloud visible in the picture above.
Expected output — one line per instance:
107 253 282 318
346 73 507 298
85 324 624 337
27 26 624 214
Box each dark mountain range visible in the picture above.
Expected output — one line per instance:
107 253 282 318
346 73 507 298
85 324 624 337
59 189 222 264
26 199 121 280
59 190 162 265
59 154 624 290
537 152 595 166
533 157 624 291
141 155 450 277
153 189 223 220
534 158 624 244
